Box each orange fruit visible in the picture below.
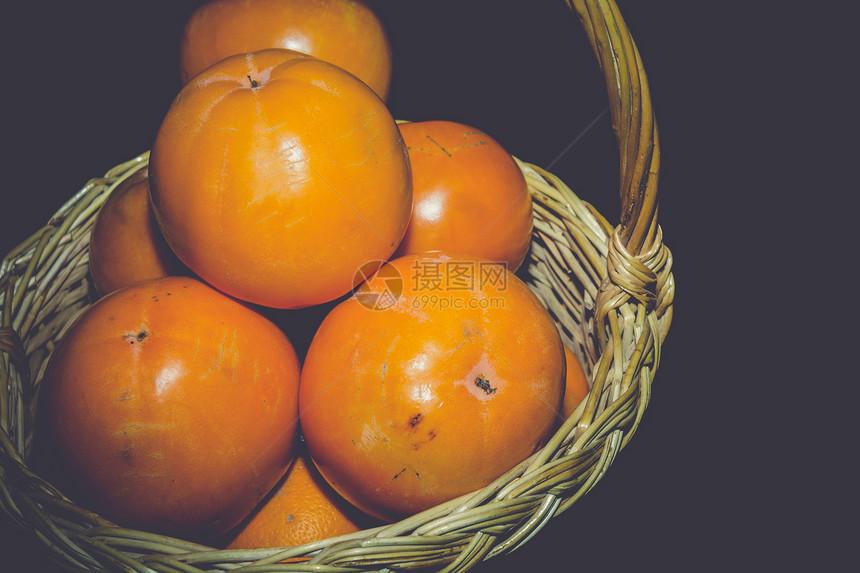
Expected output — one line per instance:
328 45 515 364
88 171 186 296
150 48 412 309
393 120 534 271
299 252 565 521
41 276 301 539
179 0 393 100
225 452 378 549
562 344 590 418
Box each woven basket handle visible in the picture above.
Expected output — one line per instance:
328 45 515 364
568 0 660 257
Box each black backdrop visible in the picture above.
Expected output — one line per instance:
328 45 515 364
0 1 837 571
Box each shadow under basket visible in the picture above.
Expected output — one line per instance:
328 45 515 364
0 1 675 571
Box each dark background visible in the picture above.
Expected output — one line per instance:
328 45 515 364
0 1 843 571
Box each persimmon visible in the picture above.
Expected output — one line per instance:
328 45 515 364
393 120 533 271
179 0 393 100
41 276 301 539
299 252 565 521
88 170 186 297
225 451 378 549
562 344 590 419
150 48 412 309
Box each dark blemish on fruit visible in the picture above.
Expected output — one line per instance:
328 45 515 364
124 329 149 345
114 446 133 460
409 413 423 428
412 428 438 450
392 468 406 480
413 133 487 157
412 428 436 451
425 134 451 157
475 376 496 394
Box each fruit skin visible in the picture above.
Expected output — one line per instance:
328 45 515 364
224 451 378 549
393 120 533 271
41 276 301 539
562 344 590 419
179 0 393 100
150 48 412 309
88 171 186 297
299 252 565 522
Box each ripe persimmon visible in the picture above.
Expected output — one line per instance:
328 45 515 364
299 252 565 521
179 0 393 100
393 120 533 271
150 48 412 309
41 276 301 539
88 171 186 297
225 451 378 549
562 344 590 419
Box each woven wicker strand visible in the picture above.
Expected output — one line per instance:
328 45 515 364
0 1 674 571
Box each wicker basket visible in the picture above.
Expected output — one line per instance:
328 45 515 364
0 1 674 571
